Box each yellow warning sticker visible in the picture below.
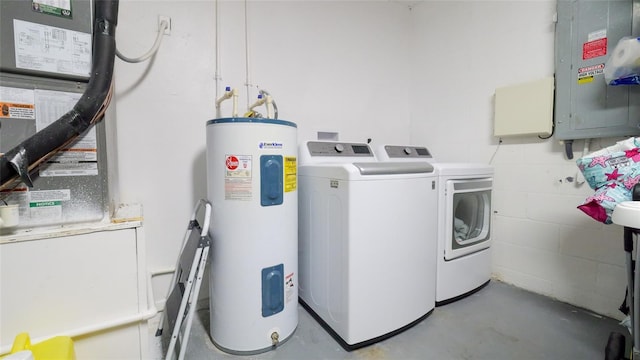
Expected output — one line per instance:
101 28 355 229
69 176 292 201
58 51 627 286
284 156 297 192
578 76 594 84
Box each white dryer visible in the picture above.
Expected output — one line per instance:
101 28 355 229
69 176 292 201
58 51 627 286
376 145 493 305
298 141 438 350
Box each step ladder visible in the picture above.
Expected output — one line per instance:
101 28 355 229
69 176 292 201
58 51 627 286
155 199 212 360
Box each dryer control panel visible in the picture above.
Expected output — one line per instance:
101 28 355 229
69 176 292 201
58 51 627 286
382 145 432 159
307 141 373 157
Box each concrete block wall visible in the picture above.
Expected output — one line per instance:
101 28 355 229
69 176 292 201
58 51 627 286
491 140 627 320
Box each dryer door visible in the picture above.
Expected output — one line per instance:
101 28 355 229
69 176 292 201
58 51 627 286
444 178 492 261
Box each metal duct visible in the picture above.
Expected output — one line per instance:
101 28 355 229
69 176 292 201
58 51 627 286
0 0 119 190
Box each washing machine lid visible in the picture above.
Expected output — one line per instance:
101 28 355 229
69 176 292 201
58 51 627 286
375 145 495 178
354 162 434 175
300 141 434 176
299 161 434 179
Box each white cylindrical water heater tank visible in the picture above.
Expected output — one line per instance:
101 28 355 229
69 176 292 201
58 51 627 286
206 118 298 354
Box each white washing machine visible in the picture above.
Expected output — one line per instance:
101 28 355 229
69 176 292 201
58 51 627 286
376 145 493 305
298 141 438 350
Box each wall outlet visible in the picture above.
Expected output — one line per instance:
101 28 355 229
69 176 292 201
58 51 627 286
158 15 171 35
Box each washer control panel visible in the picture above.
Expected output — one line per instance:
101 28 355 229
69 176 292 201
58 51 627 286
307 141 374 157
383 145 432 158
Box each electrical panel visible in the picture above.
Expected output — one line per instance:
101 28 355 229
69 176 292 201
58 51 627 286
555 0 640 153
0 0 110 229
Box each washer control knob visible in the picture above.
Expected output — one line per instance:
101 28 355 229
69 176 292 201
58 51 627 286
403 147 413 155
335 144 345 153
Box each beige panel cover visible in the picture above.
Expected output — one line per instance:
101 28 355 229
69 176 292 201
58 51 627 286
494 77 554 137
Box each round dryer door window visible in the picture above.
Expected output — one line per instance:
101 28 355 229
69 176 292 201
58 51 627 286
444 178 492 261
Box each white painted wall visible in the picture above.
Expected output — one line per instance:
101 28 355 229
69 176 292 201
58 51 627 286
111 0 413 302
409 1 627 320
110 0 629 323
216 0 414 144
112 1 215 275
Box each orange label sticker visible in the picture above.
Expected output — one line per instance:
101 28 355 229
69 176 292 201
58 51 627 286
0 102 35 119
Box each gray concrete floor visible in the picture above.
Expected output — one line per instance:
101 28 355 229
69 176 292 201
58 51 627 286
175 281 627 359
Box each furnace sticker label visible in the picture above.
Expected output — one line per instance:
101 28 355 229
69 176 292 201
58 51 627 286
30 189 71 202
284 156 297 193
13 19 91 77
0 87 35 119
39 163 98 177
0 102 35 119
225 155 252 201
32 0 73 18
29 189 70 222
34 89 98 177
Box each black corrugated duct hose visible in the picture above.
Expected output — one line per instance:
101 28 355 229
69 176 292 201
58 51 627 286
0 0 119 190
